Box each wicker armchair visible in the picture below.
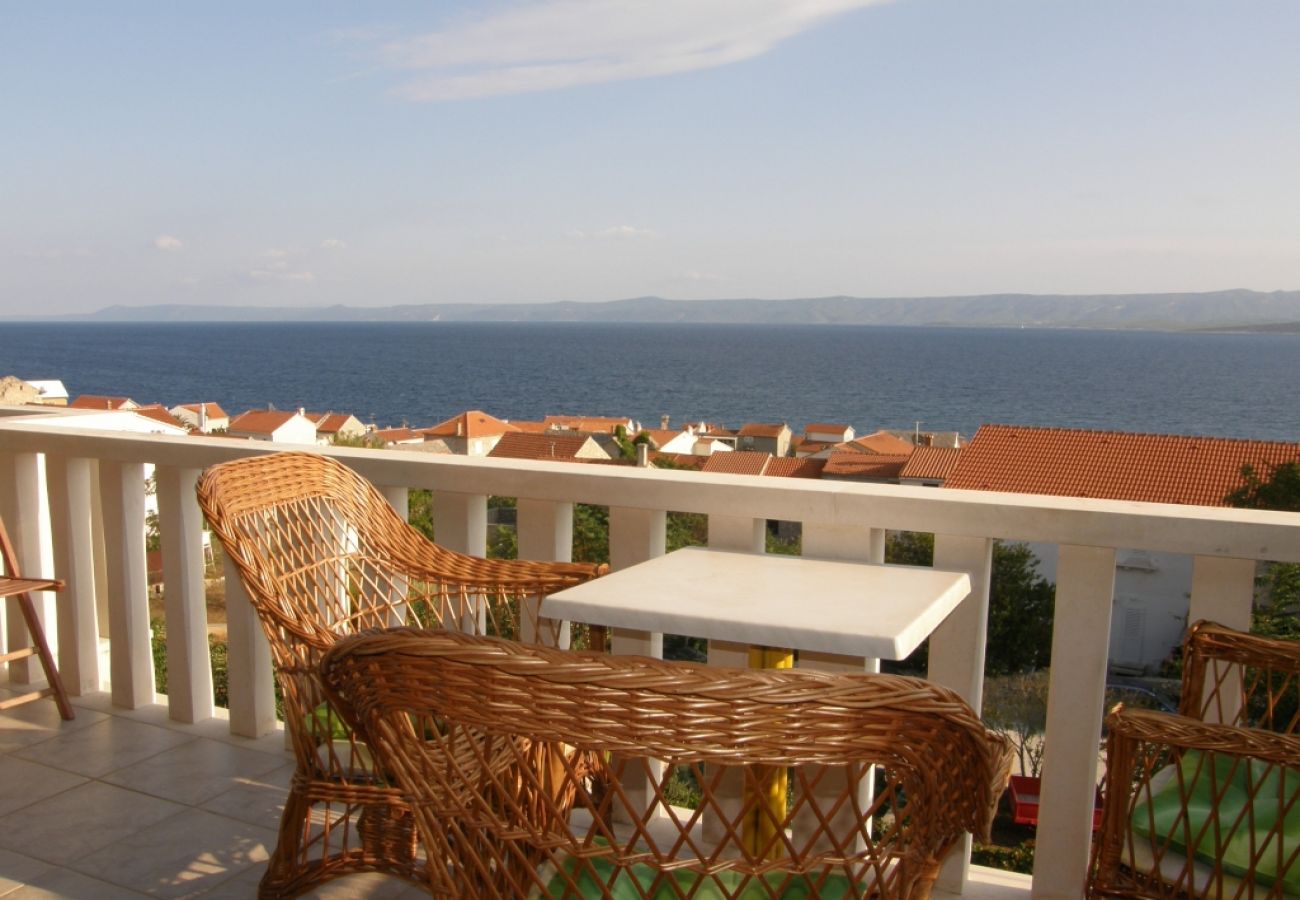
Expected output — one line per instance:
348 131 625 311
196 451 606 898
1091 620 1300 897
321 627 1014 900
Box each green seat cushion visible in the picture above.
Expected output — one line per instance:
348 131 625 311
537 852 867 899
307 701 352 741
1132 750 1300 892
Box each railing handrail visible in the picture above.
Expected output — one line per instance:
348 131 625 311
1 412 1298 561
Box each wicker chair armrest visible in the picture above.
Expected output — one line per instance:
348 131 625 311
1185 620 1300 675
1106 706 1300 766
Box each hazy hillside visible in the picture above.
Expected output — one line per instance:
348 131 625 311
18 289 1300 330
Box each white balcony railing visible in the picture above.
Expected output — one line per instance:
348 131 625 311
2 405 1298 898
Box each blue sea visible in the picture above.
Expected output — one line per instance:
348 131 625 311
0 322 1297 441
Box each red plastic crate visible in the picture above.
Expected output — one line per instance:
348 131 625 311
1008 775 1103 831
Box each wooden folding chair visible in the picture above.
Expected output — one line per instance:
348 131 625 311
0 517 73 720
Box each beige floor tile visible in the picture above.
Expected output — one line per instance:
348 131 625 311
11 717 194 778
299 871 427 899
5 866 149 899
0 700 108 754
70 807 275 899
0 848 53 896
198 762 293 829
0 781 185 865
0 758 86 817
103 738 288 806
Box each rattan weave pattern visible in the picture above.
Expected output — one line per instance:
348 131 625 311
196 451 606 897
1091 621 1300 897
322 628 1014 899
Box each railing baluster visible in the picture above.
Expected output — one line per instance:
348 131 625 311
156 466 214 723
1188 555 1255 724
1033 544 1116 898
432 490 488 632
44 454 100 694
928 533 995 893
1 451 57 685
706 514 764 553
223 552 277 738
98 459 153 708
518 498 574 647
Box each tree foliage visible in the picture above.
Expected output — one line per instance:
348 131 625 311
1225 461 1300 639
885 532 1055 676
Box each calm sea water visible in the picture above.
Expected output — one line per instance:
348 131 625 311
0 322 1296 441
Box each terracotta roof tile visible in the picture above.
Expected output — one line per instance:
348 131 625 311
763 457 827 479
421 410 518 439
69 395 135 410
229 410 305 435
305 412 359 433
134 404 187 429
648 452 707 471
822 452 911 480
804 423 852 437
737 423 788 438
900 446 963 481
371 427 421 444
701 451 771 476
542 415 630 434
487 431 594 461
176 402 229 419
635 429 686 449
945 425 1300 507
508 420 550 434
849 431 916 455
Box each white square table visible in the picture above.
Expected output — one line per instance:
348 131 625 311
543 545 972 661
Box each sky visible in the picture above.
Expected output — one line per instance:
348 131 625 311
2 0 1299 315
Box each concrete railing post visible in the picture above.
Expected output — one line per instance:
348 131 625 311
98 459 154 708
44 454 101 694
156 466 214 723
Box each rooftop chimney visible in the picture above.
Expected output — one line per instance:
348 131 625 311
198 402 208 432
636 443 650 467
661 414 670 430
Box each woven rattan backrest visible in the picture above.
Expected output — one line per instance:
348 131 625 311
322 628 1013 899
1179 619 1300 733
197 451 603 775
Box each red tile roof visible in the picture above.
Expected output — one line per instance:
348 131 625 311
648 452 708 471
849 431 916 455
487 432 594 461
738 423 788 438
796 440 835 456
508 420 550 434
764 457 827 479
70 395 135 410
635 428 686 449
945 425 1300 507
542 415 630 434
822 452 911 480
421 410 518 439
899 446 963 481
804 423 851 437
305 412 359 434
701 451 772 476
176 402 229 420
134 404 186 429
229 410 306 435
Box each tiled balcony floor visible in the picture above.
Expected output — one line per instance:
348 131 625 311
0 685 1029 898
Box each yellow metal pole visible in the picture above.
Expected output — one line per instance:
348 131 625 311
743 646 793 859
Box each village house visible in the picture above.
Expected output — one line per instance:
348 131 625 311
69 394 139 411
898 445 963 487
804 422 855 443
370 426 425 448
419 410 518 456
945 424 1300 673
24 379 69 405
169 402 231 433
227 409 318 444
736 422 792 457
305 411 368 445
487 431 610 462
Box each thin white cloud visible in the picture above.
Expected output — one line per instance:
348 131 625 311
154 235 184 252
321 238 348 250
376 0 887 102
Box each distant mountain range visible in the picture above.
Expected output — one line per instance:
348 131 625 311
14 289 1300 330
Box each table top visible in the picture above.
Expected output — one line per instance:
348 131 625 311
543 546 971 660
0 575 63 600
